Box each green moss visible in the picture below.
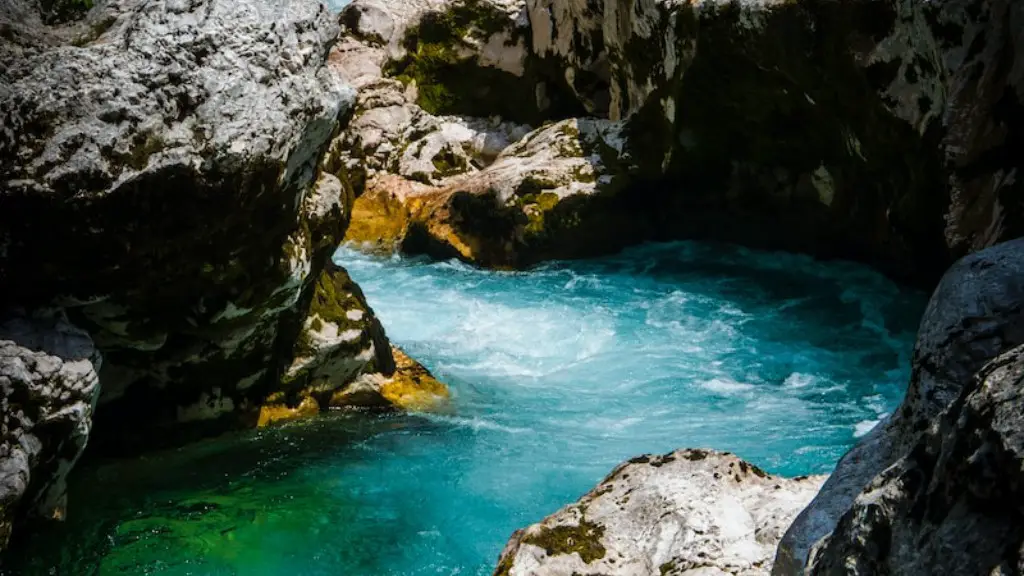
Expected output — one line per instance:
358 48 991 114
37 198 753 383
382 0 587 124
570 165 597 184
537 192 560 211
306 264 367 332
520 518 607 563
515 175 559 198
493 551 516 576
431 146 469 179
125 133 165 171
279 260 382 391
558 123 581 139
309 316 324 332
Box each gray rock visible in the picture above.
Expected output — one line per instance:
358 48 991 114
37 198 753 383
0 0 399 453
806 343 1024 575
524 0 1023 281
495 450 825 576
0 312 100 548
776 237 1024 574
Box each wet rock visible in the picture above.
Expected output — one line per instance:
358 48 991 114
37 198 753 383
0 312 99 548
776 237 1024 573
807 343 1024 576
495 450 825 576
330 345 449 412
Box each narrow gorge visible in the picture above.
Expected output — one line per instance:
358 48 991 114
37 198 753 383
0 0 1021 574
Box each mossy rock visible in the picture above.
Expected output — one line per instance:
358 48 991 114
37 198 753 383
343 185 414 250
382 0 587 125
520 517 607 564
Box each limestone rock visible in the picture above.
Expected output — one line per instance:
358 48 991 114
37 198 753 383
0 313 99 548
326 16 533 191
806 343 1024 576
495 450 825 576
346 118 646 267
776 237 1024 574
279 259 394 399
0 0 397 454
399 0 1020 283
344 0 587 124
329 345 450 412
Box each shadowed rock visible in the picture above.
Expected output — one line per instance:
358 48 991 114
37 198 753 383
776 237 1024 573
807 343 1024 575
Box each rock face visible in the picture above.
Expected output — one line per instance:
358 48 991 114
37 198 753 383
335 0 652 266
495 450 825 576
522 0 1024 280
807 343 1024 576
0 0 452 547
0 0 450 450
0 313 99 549
776 237 1024 573
337 0 1022 285
349 118 645 267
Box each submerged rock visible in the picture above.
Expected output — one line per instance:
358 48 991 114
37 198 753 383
807 343 1024 575
776 237 1024 573
494 450 825 576
0 313 99 549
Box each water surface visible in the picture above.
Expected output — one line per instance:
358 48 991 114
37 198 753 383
9 242 926 575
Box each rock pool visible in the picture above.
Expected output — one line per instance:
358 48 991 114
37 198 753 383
6 242 926 575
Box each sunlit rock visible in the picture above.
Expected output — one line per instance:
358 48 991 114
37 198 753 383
495 450 825 576
0 312 99 548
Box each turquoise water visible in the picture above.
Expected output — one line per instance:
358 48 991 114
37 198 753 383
8 242 926 575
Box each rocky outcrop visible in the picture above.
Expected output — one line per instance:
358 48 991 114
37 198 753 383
333 2 647 266
0 313 99 549
495 450 825 576
528 0 1023 281
776 237 1024 573
337 0 1021 285
806 343 1024 576
0 0 452 454
0 0 453 547
348 118 647 267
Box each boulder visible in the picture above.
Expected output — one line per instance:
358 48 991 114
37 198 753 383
806 343 1024 576
0 313 99 549
346 118 648 267
775 237 1024 573
0 0 434 456
495 450 825 576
